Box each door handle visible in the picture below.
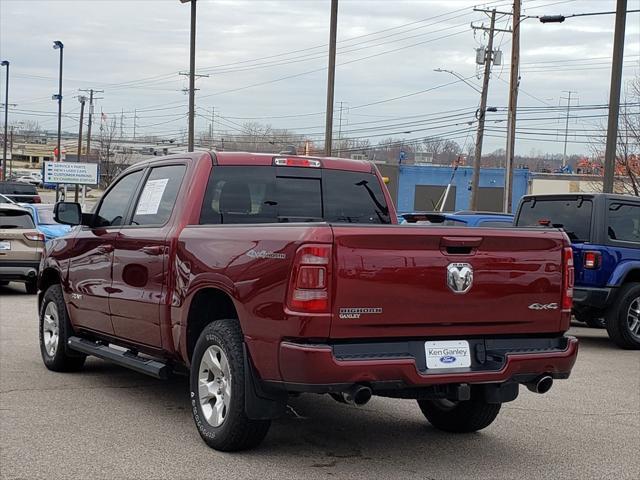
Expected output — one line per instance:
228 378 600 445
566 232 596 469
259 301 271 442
141 245 164 255
96 244 114 254
440 236 483 248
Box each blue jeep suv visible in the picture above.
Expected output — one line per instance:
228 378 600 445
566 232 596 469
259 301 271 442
515 193 640 349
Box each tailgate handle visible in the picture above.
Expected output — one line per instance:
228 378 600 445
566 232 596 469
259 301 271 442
440 236 482 255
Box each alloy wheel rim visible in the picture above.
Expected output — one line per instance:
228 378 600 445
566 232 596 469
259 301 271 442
198 345 231 427
627 296 640 339
43 302 60 357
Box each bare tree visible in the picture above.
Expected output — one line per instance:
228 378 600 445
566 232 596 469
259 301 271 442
590 75 640 196
99 118 129 187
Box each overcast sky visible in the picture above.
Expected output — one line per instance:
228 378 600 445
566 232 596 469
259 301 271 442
1 0 639 156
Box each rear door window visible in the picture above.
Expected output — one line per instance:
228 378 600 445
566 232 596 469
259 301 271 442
607 203 640 244
516 197 593 242
131 165 186 226
200 166 390 225
0 210 35 228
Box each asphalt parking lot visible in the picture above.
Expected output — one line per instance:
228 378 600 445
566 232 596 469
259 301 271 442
1 282 639 480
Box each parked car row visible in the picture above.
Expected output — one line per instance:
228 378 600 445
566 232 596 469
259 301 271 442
0 201 73 293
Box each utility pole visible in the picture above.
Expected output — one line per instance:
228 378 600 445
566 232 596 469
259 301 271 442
75 96 86 202
120 109 124 139
470 9 505 210
324 0 338 156
337 101 344 156
179 0 198 152
561 90 576 168
503 0 520 213
133 109 138 141
210 106 215 149
1 61 8 181
603 0 627 193
179 68 209 147
79 89 103 162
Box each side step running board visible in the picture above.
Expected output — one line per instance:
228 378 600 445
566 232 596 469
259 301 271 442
67 336 171 379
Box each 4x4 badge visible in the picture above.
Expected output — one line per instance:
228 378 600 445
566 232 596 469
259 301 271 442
447 263 473 294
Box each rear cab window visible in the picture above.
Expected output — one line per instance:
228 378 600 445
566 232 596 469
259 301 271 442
199 166 390 225
0 209 35 229
516 197 593 242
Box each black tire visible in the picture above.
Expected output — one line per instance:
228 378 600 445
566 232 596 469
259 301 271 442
417 396 501 433
605 282 640 350
0 281 9 286
189 319 270 451
39 284 86 371
25 279 38 295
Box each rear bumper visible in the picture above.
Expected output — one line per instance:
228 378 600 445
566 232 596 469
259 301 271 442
573 286 615 310
0 262 39 282
273 336 578 393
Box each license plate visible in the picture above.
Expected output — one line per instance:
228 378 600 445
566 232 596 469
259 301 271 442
425 340 471 369
0 241 10 251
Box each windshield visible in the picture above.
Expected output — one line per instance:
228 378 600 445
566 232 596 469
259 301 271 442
516 197 593 242
35 206 57 225
0 210 35 229
200 166 391 225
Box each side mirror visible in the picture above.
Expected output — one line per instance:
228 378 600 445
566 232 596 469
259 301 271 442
54 202 82 226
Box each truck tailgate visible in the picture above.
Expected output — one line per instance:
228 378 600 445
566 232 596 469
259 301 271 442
330 225 568 339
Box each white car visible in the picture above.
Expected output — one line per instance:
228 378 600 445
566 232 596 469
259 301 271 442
15 176 41 186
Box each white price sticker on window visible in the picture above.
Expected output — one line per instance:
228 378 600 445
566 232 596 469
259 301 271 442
135 178 169 215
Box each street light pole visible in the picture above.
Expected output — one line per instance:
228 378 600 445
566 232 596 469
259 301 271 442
324 0 338 156
1 60 8 181
53 40 64 201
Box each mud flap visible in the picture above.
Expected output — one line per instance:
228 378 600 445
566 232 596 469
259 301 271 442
243 344 287 420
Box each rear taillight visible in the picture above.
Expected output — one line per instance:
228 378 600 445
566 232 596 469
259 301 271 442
33 196 42 203
562 246 574 311
287 245 331 312
24 232 45 242
583 251 601 269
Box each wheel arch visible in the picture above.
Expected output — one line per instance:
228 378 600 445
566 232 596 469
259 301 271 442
608 262 640 286
184 286 240 365
38 267 62 308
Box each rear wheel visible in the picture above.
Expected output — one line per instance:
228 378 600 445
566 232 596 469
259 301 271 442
39 284 86 371
606 283 640 350
189 319 271 451
417 397 501 433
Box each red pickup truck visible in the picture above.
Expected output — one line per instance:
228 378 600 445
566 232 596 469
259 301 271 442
39 151 578 451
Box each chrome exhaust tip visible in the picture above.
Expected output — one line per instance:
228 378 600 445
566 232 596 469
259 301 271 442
526 375 554 394
340 385 372 406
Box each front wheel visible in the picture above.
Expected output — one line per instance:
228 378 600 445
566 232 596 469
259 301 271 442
606 283 640 350
189 319 270 451
39 284 86 371
417 397 501 433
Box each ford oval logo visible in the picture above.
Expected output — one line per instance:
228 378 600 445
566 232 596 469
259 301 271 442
440 355 457 364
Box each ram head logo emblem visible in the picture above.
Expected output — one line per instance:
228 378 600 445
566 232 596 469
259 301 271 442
447 263 473 294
